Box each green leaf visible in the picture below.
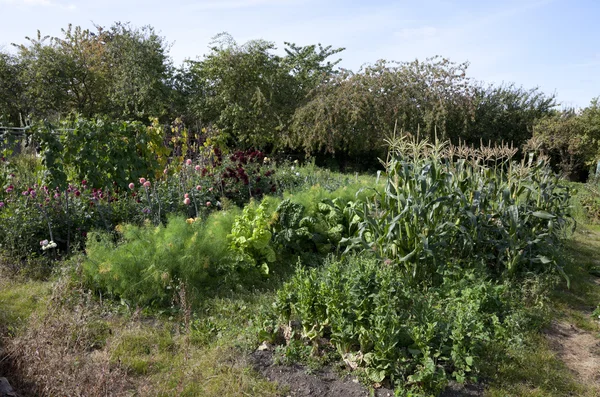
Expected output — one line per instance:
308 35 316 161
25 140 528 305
532 211 555 220
366 367 386 383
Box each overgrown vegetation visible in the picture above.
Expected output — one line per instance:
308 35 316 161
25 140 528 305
1 19 599 397
1 143 599 396
3 22 599 174
265 138 573 394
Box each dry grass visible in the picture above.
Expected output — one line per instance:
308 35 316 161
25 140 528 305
1 267 280 397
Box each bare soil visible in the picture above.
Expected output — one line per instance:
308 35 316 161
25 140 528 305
250 349 484 397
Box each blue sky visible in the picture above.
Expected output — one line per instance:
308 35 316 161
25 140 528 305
1 0 598 108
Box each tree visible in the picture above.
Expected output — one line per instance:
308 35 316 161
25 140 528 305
526 98 600 180
12 23 173 121
103 22 173 121
14 31 73 120
182 33 344 150
0 50 24 125
465 84 556 148
287 57 475 159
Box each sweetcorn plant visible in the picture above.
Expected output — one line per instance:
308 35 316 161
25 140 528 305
343 137 573 285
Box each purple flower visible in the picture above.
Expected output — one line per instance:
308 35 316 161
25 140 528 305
0 202 4 208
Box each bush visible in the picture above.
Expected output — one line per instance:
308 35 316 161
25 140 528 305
83 212 240 307
272 255 524 394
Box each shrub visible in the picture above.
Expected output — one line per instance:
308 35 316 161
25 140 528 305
83 212 240 307
272 255 521 394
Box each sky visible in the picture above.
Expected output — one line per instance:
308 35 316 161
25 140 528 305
0 0 598 108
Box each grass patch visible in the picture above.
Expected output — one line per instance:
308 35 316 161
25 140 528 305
482 219 600 396
551 225 600 332
1 268 282 396
101 290 283 395
484 335 595 397
0 277 50 334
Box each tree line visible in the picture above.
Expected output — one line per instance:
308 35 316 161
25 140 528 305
0 22 598 177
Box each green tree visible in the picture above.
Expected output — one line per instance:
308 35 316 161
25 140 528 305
0 50 24 125
14 31 73 120
465 84 556 148
183 33 343 150
103 22 173 121
288 57 475 159
526 98 600 180
12 23 173 121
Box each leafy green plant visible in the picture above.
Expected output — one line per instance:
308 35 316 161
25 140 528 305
228 200 276 274
36 117 163 189
272 255 521 394
342 137 573 285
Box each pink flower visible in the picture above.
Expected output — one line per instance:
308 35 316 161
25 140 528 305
183 198 191 205
139 177 146 184
163 169 168 174
22 191 28 196
143 181 151 188
184 193 189 199
195 165 201 171
196 185 202 191
128 183 135 190
206 201 211 207
208 187 213 192
0 202 4 208
185 159 192 166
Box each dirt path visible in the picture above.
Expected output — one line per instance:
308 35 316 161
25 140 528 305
545 320 600 387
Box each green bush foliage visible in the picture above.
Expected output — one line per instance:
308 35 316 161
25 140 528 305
83 212 239 307
274 255 526 394
267 137 573 394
